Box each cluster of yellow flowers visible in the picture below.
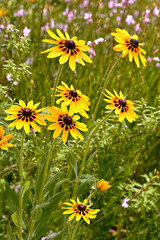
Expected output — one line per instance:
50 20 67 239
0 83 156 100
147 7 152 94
2 27 146 224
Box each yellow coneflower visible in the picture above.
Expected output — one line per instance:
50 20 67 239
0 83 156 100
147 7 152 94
62 198 100 224
5 100 46 134
45 103 88 144
56 81 90 118
103 89 138 123
41 28 92 71
0 126 13 150
97 179 111 192
111 28 147 68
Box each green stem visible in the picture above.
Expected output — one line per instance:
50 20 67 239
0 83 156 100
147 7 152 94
70 222 79 240
51 64 63 106
92 57 121 119
73 110 114 197
19 129 25 240
88 190 96 201
37 139 56 203
27 139 56 240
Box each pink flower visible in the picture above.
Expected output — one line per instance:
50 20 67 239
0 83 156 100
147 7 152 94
43 8 47 16
88 47 96 59
108 0 116 9
122 198 130 208
84 12 92 24
147 57 152 63
59 24 68 32
153 6 160 16
84 12 92 19
0 24 4 29
134 23 142 32
143 17 150 23
116 16 121 22
63 7 69 16
125 15 135 25
156 63 160 67
6 74 13 81
128 0 135 4
153 49 159 54
14 9 25 17
50 19 55 28
152 57 160 61
83 0 89 7
67 11 73 22
13 81 18 85
23 27 31 37
41 22 49 31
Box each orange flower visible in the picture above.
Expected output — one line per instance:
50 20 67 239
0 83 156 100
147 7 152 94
0 126 13 150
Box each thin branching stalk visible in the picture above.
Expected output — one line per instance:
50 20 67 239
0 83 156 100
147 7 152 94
92 57 121 119
27 139 57 240
19 129 25 240
51 64 63 106
73 110 114 197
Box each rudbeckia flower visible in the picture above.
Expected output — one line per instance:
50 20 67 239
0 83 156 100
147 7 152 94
56 81 90 118
62 198 100 224
111 28 147 68
103 89 138 123
41 28 92 71
45 103 88 144
0 126 13 150
96 179 111 192
5 100 46 134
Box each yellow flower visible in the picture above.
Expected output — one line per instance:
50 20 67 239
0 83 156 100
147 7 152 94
97 179 111 192
5 100 46 134
56 81 90 118
0 9 7 17
111 28 147 68
62 198 100 224
0 126 13 150
103 89 138 123
45 103 88 144
41 28 92 71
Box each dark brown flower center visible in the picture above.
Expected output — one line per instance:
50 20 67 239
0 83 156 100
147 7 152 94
78 204 86 211
118 99 126 107
130 39 139 48
69 90 77 97
65 40 76 49
22 108 32 117
63 116 73 125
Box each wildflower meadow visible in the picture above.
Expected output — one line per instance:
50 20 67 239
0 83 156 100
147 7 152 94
0 0 160 239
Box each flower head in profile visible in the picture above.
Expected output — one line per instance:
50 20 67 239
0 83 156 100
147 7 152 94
103 89 138 123
56 81 90 118
111 28 147 68
97 179 111 192
0 126 13 150
62 198 100 224
41 28 92 71
45 103 88 144
5 100 46 134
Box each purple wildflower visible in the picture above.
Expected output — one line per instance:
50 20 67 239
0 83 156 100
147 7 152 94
14 9 25 17
122 198 130 208
6 74 13 81
125 15 135 25
23 27 31 37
